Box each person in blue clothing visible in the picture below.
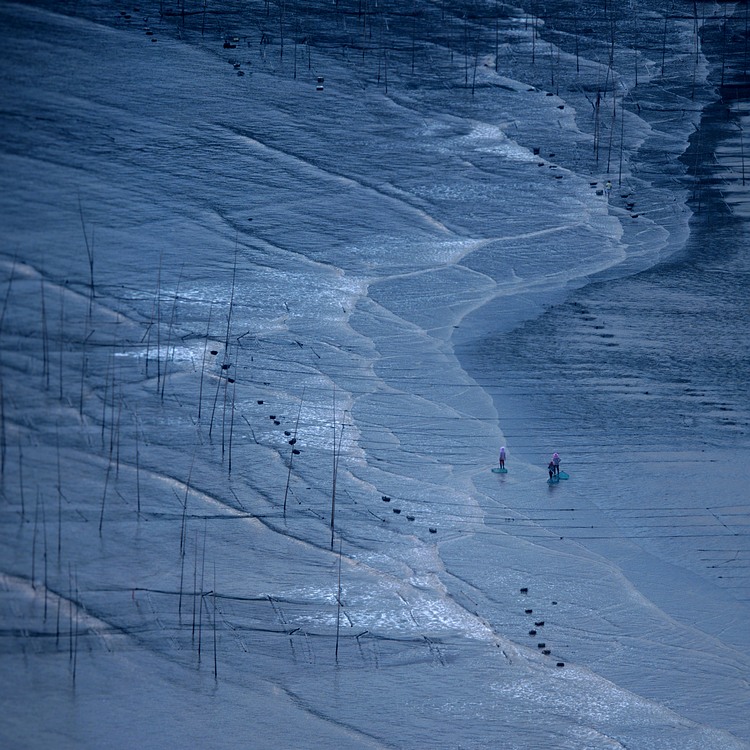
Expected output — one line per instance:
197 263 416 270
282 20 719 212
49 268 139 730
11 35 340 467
552 452 561 476
498 446 506 469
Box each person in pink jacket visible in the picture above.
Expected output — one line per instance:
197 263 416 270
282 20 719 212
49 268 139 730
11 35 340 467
552 452 561 476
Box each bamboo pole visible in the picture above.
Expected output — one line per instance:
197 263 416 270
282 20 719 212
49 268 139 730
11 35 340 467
197 521 207 662
197 303 214 420
31 490 39 588
330 397 345 550
42 498 48 621
178 453 196 620
213 563 218 680
56 427 62 567
155 253 163 392
161 266 184 401
98 454 112 536
335 536 343 662
77 197 94 319
283 388 305 516
18 444 25 519
191 530 199 642
40 275 50 389
72 571 79 685
58 293 65 401
228 373 237 475
135 407 141 515
0 378 5 479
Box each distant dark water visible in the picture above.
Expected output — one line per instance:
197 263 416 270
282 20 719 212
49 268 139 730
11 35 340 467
460 6 750 463
453 10 750 632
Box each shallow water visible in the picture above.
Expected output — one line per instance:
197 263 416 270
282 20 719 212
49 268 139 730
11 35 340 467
1 2 749 748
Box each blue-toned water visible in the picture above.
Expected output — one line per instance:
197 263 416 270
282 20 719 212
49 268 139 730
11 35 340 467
1 2 748 748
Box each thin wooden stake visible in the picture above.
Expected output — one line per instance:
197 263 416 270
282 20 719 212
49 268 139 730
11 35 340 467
335 536 343 662
18 444 25 519
191 529 199 642
330 408 345 549
135 409 141 515
197 521 207 662
100 352 112 448
68 563 74 662
155 253 163 392
225 241 238 353
72 571 80 685
283 388 305 516
31 490 39 588
58 292 65 400
114 395 122 478
79 329 92 419
55 587 61 648
0 378 5 479
40 275 50 389
108 355 118 459
178 453 196 620
228 374 237 476
213 562 218 680
98 456 112 536
0 255 15 337
42 498 48 621
330 389 337 548
78 197 94 318
161 266 184 401
208 367 224 440
221 362 230 458
197 303 214 420
56 427 62 567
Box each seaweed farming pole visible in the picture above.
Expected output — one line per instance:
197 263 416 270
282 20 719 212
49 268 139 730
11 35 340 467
335 536 343 663
283 388 305 517
213 563 218 681
209 242 238 440
737 120 746 187
77 197 94 318
330 391 345 550
155 253 163 392
0 378 5 479
197 303 214 420
160 265 184 401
